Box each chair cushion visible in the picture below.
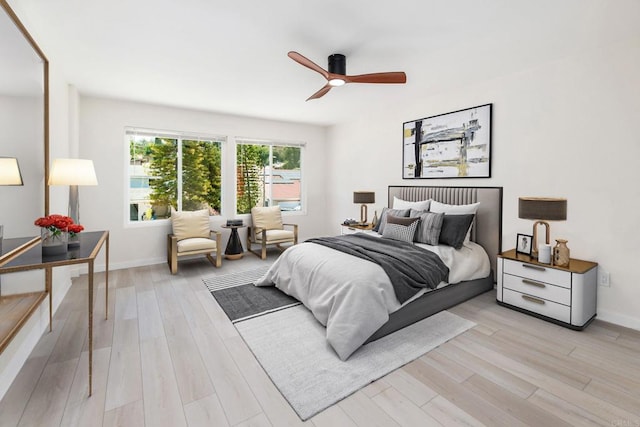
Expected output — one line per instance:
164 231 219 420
251 206 283 234
177 237 217 253
171 208 210 241
256 229 295 242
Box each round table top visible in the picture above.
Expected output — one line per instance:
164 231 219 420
221 224 246 229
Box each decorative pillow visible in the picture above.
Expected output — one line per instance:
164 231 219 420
251 206 283 234
409 209 444 245
392 196 431 211
373 208 410 234
429 200 480 242
382 215 420 243
439 214 475 249
171 208 210 241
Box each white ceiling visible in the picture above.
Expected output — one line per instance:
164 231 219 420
8 0 639 126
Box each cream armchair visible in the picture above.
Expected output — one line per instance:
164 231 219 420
247 206 298 259
167 208 222 274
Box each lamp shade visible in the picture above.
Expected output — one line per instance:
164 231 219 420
353 191 375 204
48 158 98 186
518 197 567 221
0 157 24 186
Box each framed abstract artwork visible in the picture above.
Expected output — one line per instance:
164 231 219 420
403 104 492 179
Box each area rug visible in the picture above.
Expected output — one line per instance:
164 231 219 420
205 265 301 322
235 304 475 420
203 265 272 292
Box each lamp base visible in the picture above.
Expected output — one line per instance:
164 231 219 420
531 220 550 258
69 185 80 225
360 204 368 224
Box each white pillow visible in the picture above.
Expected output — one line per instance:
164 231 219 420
251 206 283 234
429 201 480 243
393 196 431 211
171 208 210 241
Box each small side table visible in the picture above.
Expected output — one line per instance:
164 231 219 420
221 225 246 260
496 249 598 330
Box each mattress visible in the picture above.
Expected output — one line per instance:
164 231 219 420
256 235 490 359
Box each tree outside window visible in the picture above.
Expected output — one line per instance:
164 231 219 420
127 131 223 221
236 142 303 214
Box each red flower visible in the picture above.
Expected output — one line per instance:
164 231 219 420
34 214 81 233
67 224 84 234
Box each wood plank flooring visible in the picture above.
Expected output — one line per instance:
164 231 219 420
1 254 639 427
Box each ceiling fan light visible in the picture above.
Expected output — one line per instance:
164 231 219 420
329 78 345 87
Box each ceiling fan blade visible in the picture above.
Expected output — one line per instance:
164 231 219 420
306 84 332 101
345 72 407 84
288 51 329 79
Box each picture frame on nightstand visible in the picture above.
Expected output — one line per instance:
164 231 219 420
516 233 533 256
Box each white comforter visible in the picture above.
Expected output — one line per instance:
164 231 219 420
255 238 489 360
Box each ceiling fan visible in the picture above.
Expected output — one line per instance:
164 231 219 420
288 51 407 101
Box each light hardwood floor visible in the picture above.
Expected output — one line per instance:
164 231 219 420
1 253 639 427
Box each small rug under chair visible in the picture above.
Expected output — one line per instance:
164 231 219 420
204 267 476 421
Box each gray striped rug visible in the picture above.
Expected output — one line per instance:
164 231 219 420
203 265 272 292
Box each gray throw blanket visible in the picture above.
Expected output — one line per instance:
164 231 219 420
306 234 449 304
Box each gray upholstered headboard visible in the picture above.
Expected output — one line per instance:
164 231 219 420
388 186 503 278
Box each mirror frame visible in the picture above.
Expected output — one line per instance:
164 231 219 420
0 0 49 215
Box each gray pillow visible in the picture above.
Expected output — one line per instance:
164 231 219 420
382 216 420 243
409 209 444 245
439 214 475 249
374 208 410 234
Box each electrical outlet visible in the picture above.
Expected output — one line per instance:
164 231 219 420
598 270 610 287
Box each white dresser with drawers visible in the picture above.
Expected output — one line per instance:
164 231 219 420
496 249 598 330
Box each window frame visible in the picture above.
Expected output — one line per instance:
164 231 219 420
125 127 226 227
234 137 306 218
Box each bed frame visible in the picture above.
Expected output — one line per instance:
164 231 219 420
365 185 503 343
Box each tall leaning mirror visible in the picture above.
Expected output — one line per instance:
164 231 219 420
0 0 49 238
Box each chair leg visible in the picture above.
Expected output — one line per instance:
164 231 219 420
216 234 223 267
170 253 177 274
168 234 178 274
206 254 221 268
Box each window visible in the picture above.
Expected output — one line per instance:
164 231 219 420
236 140 303 214
127 129 224 222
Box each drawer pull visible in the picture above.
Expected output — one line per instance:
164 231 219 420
522 279 546 288
522 295 545 305
522 264 546 272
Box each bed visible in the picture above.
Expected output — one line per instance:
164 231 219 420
256 185 503 360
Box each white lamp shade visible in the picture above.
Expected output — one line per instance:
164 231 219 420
48 158 98 186
0 157 24 185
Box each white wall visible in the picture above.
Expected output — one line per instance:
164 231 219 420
327 38 640 329
78 96 328 270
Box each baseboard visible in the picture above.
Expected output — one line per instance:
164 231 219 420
596 309 640 332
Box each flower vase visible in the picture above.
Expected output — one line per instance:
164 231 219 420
553 239 570 267
68 232 80 248
41 227 68 256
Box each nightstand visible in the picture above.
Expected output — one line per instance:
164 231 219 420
340 223 374 235
496 249 598 330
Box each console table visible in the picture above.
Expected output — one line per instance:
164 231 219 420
0 230 109 396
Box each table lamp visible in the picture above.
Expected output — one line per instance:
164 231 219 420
353 191 375 224
48 158 98 225
0 157 23 186
518 197 567 258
